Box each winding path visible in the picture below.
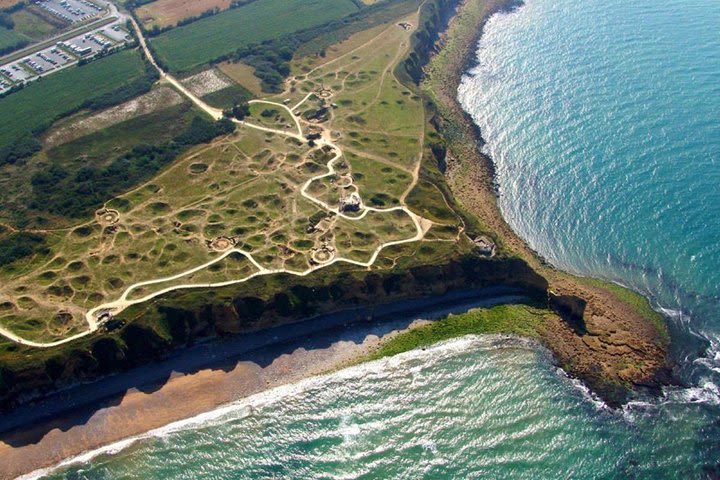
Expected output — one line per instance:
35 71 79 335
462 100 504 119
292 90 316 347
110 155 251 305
0 15 429 348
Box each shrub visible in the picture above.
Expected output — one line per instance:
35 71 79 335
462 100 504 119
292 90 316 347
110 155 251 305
0 135 41 166
0 232 47 267
28 117 235 218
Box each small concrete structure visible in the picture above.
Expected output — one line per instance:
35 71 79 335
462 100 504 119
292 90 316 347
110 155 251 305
474 236 496 257
279 245 297 259
339 192 362 212
315 87 333 99
336 174 353 188
96 208 120 225
208 236 235 251
311 244 335 264
314 217 333 233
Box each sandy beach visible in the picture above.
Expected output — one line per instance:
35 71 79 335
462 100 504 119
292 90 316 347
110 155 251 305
0 288 524 479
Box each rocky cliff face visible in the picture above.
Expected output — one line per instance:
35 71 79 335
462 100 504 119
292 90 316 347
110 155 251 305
0 254 547 410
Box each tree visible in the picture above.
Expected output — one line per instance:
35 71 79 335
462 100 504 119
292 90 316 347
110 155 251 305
223 101 250 121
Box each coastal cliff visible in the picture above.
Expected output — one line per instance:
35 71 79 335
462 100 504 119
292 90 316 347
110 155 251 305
0 255 547 410
0 0 673 413
417 0 673 405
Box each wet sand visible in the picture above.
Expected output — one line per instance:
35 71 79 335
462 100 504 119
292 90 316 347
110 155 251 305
0 288 524 479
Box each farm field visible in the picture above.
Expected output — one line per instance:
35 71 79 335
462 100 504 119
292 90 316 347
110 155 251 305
0 27 27 52
150 0 359 72
0 49 147 146
136 0 232 29
10 6 65 41
0 7 468 346
218 61 264 96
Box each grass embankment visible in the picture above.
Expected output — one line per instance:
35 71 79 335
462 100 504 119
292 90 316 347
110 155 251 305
366 304 550 361
150 0 359 72
0 49 148 146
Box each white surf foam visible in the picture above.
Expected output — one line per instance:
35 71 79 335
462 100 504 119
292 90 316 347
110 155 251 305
18 334 538 479
553 367 611 412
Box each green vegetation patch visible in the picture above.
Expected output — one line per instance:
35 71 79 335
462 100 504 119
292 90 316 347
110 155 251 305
0 26 28 55
0 232 47 268
0 49 149 147
406 179 459 224
10 7 63 41
0 103 197 228
10 2 64 40
46 103 194 166
347 153 411 207
248 102 295 130
201 83 252 109
150 0 359 71
366 304 548 361
29 117 235 219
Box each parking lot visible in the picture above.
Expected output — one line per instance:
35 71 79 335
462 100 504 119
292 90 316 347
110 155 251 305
101 23 129 42
35 0 105 24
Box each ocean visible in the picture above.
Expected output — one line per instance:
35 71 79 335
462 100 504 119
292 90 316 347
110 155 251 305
37 0 720 477
30 337 720 479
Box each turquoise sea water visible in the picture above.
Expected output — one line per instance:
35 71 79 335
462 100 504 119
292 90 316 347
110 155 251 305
458 0 720 384
34 337 720 479
35 0 720 478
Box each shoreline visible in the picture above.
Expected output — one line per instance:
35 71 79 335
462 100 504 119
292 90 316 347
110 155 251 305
0 0 678 476
0 288 525 479
20 332 553 480
422 0 673 403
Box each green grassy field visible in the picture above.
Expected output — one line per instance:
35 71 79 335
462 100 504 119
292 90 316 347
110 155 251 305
0 49 147 146
201 83 251 109
0 101 198 230
0 26 27 53
0 9 454 344
10 8 62 41
150 0 359 72
364 304 550 361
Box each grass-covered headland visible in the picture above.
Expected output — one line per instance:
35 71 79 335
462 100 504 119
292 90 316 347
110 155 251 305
0 0 672 414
